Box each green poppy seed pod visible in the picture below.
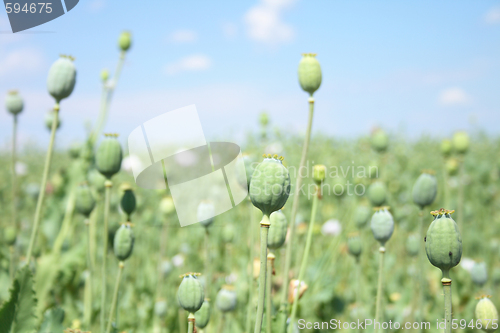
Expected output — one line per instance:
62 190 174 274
354 205 371 228
216 287 237 312
195 300 211 329
68 142 81 159
118 31 132 52
406 234 419 257
177 273 205 313
100 68 109 82
96 134 123 179
347 234 362 258
113 224 134 261
452 131 469 154
471 262 488 287
160 196 176 215
371 129 389 153
298 53 322 96
259 112 269 127
249 155 291 217
412 172 438 208
425 209 462 272
88 168 106 193
367 181 387 207
44 110 61 131
313 164 326 185
441 139 452 157
476 297 499 333
120 184 136 219
4 226 17 246
47 56 76 102
5 90 23 115
237 154 256 190
75 183 96 218
222 224 235 243
370 207 394 246
446 158 459 176
267 210 288 249
154 300 168 317
198 201 215 228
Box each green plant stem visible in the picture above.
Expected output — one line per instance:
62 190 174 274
105 262 124 333
417 208 425 329
441 271 452 333
266 253 274 333
84 219 93 328
288 186 319 332
458 156 465 231
254 215 270 333
26 103 59 264
217 313 225 333
101 180 113 333
375 246 386 332
205 228 211 298
9 246 14 282
11 114 18 231
246 201 256 333
279 97 315 318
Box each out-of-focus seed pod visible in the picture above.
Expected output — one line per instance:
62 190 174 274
195 300 211 329
249 155 291 217
475 297 499 333
68 142 81 159
47 55 76 102
88 168 106 193
159 196 176 216
298 53 322 96
347 233 362 258
120 183 136 220
441 139 452 157
412 172 438 209
75 182 96 218
471 262 488 287
253 258 260 279
222 224 235 243
216 286 237 312
370 207 394 246
160 260 173 278
237 154 256 190
446 158 459 176
4 226 17 246
368 160 379 179
5 90 23 115
96 134 123 179
425 209 462 272
368 181 387 207
259 112 269 127
288 279 308 304
177 273 204 313
354 205 371 229
154 300 168 318
113 224 134 261
371 129 389 153
406 234 419 257
45 110 61 131
452 131 469 154
100 68 109 83
198 201 215 228
268 210 287 249
492 268 500 286
313 164 326 185
118 31 132 52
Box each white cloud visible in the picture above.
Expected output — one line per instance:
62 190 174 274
439 87 471 106
244 0 295 44
169 30 198 43
88 0 105 12
164 54 212 75
484 7 500 24
0 48 44 76
222 23 237 39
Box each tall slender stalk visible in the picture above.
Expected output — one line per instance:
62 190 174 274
457 157 465 231
374 246 386 332
246 201 256 333
254 215 270 333
288 185 319 332
217 313 226 333
84 218 94 328
106 261 124 333
417 208 425 329
101 180 113 333
188 313 196 333
279 97 315 314
11 114 18 231
441 271 452 333
26 103 59 264
266 252 275 333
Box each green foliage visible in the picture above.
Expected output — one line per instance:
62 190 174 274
38 308 65 333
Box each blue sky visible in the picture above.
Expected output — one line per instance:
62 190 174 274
1 0 499 149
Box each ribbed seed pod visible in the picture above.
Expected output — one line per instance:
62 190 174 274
113 224 134 261
371 129 389 153
406 234 419 257
118 31 132 52
298 53 322 96
425 209 462 272
45 110 61 131
475 297 498 333
4 226 17 246
354 205 371 229
195 300 211 329
452 131 469 154
198 201 215 228
370 207 394 246
47 55 76 102
75 182 96 218
5 90 23 115
267 210 288 249
249 155 291 217
412 172 437 208
367 181 387 207
313 164 326 185
177 273 204 313
347 234 362 258
120 184 136 219
216 286 237 312
96 134 123 179
471 262 488 287
441 139 452 157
